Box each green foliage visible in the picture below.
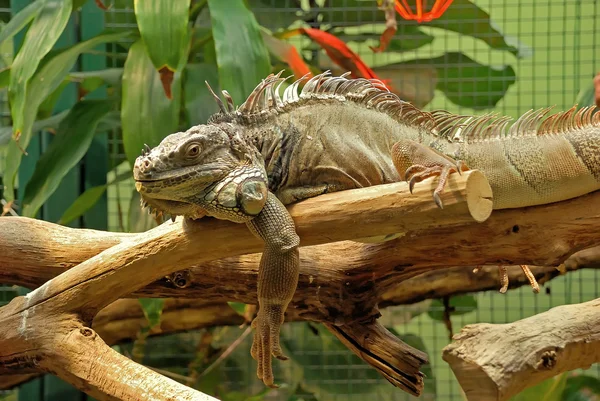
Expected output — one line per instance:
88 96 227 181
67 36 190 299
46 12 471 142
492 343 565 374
562 375 600 401
510 373 568 401
121 40 182 165
575 81 596 109
208 0 271 104
0 0 43 47
135 0 191 73
509 372 600 401
184 63 220 125
9 0 72 143
21 99 115 217
2 30 130 202
427 295 478 321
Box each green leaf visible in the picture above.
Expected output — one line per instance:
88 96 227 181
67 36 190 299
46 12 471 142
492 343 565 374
0 110 69 147
2 30 131 202
134 0 191 71
70 67 124 89
0 68 8 89
0 0 44 47
184 63 220 125
9 0 72 142
121 40 182 166
510 372 568 401
393 52 516 110
58 185 106 225
58 170 131 225
227 302 247 316
562 375 600 401
427 295 478 321
427 0 533 59
37 79 70 119
138 298 165 328
575 82 596 109
334 25 434 54
21 99 115 217
208 0 271 105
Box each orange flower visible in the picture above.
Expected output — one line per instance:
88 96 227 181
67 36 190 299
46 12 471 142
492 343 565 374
394 0 454 23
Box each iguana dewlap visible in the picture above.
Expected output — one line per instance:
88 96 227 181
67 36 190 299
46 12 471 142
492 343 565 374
133 72 600 389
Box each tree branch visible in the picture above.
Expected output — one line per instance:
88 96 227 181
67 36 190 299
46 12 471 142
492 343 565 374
0 173 598 399
0 171 496 399
442 298 600 401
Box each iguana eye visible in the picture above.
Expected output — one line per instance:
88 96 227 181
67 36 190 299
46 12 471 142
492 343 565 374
185 143 201 158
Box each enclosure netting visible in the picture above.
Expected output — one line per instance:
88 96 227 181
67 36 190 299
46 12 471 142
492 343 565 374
1 0 600 400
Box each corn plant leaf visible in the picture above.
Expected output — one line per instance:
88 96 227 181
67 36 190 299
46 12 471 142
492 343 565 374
2 30 130 202
134 0 190 98
183 63 220 126
208 0 270 105
58 170 131 225
58 184 106 225
121 40 182 166
138 298 165 328
21 99 115 217
0 110 69 147
0 0 44 47
0 67 9 89
9 0 72 143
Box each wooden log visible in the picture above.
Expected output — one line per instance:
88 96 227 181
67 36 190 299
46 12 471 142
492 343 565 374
442 298 600 401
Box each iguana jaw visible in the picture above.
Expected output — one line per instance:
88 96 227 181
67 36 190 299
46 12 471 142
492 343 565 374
134 164 269 223
136 193 207 221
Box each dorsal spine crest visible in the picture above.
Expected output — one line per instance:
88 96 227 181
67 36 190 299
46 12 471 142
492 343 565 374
205 71 600 143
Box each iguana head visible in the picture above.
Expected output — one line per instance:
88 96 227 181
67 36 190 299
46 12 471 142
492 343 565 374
133 122 268 223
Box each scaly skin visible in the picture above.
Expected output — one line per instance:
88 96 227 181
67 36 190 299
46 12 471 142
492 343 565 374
133 72 600 390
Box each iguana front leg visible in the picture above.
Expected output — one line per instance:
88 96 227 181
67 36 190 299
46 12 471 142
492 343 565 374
246 192 300 388
391 139 469 208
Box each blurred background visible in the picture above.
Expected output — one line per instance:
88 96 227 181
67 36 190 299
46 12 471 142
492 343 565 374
0 0 599 400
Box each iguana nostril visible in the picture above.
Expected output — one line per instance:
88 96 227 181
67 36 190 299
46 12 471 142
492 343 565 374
143 159 150 168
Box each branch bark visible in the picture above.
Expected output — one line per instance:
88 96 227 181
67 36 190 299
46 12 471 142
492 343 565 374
4 258 597 391
0 172 598 399
442 298 600 401
0 171 494 399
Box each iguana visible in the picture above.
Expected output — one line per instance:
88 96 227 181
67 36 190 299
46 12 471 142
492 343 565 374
133 71 600 390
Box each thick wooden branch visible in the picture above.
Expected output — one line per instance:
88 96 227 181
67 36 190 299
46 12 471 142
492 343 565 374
0 172 598 399
4 257 595 391
0 171 494 399
442 298 600 401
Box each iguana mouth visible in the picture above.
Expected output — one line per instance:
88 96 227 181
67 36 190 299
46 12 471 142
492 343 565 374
139 196 206 221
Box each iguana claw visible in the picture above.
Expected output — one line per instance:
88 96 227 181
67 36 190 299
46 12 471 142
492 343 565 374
392 139 469 208
251 304 289 388
404 164 467 209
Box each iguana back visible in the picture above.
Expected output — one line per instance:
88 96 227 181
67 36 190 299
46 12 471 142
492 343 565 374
236 73 600 209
